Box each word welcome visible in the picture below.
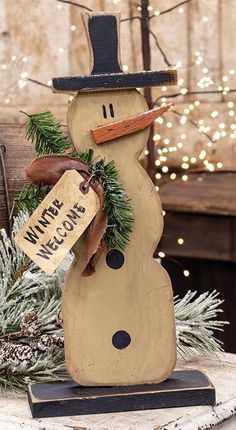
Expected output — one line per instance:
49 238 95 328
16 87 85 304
23 199 86 260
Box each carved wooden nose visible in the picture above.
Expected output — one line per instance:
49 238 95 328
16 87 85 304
91 104 173 144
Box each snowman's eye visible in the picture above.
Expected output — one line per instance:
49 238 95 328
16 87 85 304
109 103 115 118
102 105 107 119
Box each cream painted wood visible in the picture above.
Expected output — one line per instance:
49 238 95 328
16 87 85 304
63 88 176 386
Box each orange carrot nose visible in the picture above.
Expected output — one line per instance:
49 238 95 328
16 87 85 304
91 103 173 145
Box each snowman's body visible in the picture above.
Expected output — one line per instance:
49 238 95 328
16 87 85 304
63 89 176 386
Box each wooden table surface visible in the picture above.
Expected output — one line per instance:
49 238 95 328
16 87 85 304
0 353 235 430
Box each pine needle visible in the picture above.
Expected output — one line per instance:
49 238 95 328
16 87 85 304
0 215 228 393
21 110 71 155
11 183 50 216
71 149 134 250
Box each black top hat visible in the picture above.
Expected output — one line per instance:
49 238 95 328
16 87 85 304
52 12 177 92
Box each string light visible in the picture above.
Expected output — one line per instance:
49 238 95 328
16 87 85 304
183 270 190 277
177 238 184 245
0 2 231 187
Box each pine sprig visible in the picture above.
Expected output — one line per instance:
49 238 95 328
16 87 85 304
12 183 50 216
94 159 134 250
16 108 135 250
21 110 71 155
174 290 229 358
70 149 134 250
0 215 228 393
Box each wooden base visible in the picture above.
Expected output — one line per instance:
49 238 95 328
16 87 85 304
28 370 215 418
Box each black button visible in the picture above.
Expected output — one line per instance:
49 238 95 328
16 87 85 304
112 330 131 349
106 249 125 269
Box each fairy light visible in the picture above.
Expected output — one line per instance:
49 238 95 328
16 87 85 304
0 4 230 188
180 115 187 125
158 251 165 258
199 150 207 160
162 166 169 173
178 238 184 245
178 78 184 86
183 270 190 277
162 210 166 216
153 134 161 141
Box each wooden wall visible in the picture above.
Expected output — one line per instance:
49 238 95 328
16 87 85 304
0 0 236 172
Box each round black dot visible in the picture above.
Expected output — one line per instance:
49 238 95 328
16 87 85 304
106 249 125 269
112 330 131 349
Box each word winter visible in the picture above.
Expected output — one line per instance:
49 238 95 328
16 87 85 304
23 199 86 260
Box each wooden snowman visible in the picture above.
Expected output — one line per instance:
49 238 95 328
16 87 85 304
53 12 177 387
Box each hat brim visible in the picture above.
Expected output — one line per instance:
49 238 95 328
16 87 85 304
52 70 177 92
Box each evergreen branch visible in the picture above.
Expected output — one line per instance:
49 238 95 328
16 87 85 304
70 150 134 251
20 110 71 155
12 183 51 216
0 216 228 393
174 290 228 358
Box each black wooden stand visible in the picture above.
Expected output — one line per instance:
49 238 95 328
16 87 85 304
28 369 215 418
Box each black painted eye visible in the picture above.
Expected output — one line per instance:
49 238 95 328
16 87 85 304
102 104 107 119
109 103 115 118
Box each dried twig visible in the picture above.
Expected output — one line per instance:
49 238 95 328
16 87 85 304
121 16 141 22
149 0 193 19
153 88 236 105
172 109 214 143
27 78 73 96
149 29 172 67
57 0 93 11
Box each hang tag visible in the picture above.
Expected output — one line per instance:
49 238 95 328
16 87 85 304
15 170 100 275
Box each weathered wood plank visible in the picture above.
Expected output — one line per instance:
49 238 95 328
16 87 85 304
28 370 215 418
159 212 234 262
159 172 236 216
221 0 236 101
0 0 71 106
188 0 222 102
